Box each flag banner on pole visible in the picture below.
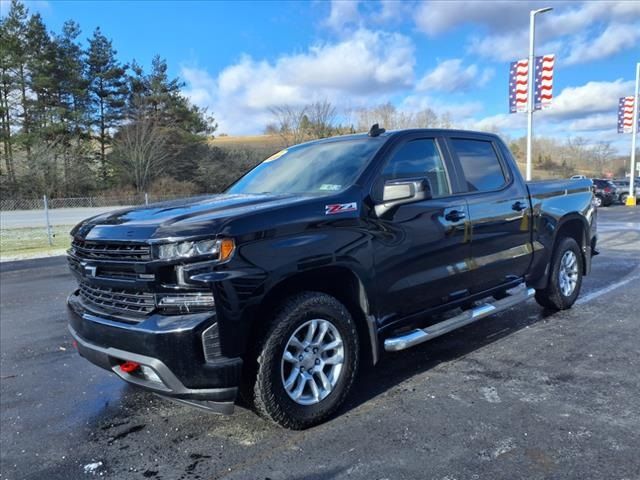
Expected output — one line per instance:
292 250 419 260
509 59 528 113
534 54 554 110
618 96 636 133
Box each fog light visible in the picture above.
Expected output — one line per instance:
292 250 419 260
139 365 163 384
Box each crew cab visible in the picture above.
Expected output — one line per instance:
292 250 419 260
67 127 597 429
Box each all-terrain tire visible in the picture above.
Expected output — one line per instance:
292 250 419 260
250 292 359 429
535 236 583 311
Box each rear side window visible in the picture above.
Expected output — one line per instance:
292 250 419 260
450 139 506 192
381 139 450 197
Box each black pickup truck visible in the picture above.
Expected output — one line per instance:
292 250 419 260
67 127 597 429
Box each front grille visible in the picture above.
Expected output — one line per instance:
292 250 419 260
71 240 151 261
79 282 155 316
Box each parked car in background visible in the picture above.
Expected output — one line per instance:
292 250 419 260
611 178 640 204
591 178 617 207
570 175 588 180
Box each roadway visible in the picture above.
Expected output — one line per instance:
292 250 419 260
1 206 639 479
0 207 129 229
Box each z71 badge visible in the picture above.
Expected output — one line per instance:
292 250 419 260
325 202 357 215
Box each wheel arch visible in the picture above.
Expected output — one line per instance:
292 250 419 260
553 214 590 275
247 266 379 367
528 212 592 290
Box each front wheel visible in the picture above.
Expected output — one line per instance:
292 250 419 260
620 193 628 204
251 292 359 429
593 195 603 207
535 237 583 310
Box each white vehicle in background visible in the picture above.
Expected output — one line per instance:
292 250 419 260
570 175 588 180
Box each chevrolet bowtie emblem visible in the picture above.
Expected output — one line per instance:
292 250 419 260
80 262 97 277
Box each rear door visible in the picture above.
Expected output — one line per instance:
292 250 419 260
371 135 473 323
445 135 532 294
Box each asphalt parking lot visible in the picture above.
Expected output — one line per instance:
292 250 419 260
1 206 639 480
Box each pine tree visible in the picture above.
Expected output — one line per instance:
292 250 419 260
123 56 215 182
53 21 91 194
0 13 16 185
1 0 31 183
87 27 128 180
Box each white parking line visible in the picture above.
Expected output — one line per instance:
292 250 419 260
597 221 640 232
576 267 640 305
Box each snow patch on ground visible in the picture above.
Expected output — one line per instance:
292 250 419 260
83 461 103 475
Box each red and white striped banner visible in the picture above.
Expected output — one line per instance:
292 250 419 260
618 96 637 133
509 54 555 113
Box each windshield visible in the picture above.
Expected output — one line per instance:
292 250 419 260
227 137 385 195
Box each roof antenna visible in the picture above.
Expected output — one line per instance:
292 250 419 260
368 123 385 137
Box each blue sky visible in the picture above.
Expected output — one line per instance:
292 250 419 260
6 0 640 150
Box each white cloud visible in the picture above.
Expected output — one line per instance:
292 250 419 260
567 114 618 132
564 22 640 65
416 59 494 93
182 29 416 134
415 1 640 36
467 32 562 62
182 67 217 106
401 94 484 120
418 1 640 63
467 113 526 133
414 1 538 36
466 78 634 150
324 0 361 31
540 79 634 120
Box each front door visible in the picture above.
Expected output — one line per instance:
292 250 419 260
371 136 473 327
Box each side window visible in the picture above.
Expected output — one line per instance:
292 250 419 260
450 139 506 192
381 139 450 197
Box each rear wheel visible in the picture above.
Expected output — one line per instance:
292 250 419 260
250 292 359 429
535 237 583 311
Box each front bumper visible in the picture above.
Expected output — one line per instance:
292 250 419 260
67 292 242 414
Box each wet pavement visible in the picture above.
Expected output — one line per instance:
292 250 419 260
1 206 639 479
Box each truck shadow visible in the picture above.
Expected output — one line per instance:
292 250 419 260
339 303 557 416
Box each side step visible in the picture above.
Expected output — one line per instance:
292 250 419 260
384 285 535 352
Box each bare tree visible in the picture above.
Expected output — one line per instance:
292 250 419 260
414 108 439 128
307 99 337 139
353 103 451 131
269 104 308 147
111 118 170 192
592 141 616 173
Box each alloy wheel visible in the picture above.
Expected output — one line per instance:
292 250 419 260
559 250 579 297
280 319 345 406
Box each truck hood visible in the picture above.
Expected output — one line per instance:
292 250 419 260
75 193 313 241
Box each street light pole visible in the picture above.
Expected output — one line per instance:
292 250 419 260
526 7 552 181
627 62 639 206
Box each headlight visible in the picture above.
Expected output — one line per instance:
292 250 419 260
157 238 235 261
157 293 215 308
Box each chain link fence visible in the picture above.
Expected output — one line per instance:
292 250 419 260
1 193 211 211
0 193 216 256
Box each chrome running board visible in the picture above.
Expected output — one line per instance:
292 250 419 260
384 285 535 352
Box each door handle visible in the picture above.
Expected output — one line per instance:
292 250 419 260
512 201 526 211
445 210 466 222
